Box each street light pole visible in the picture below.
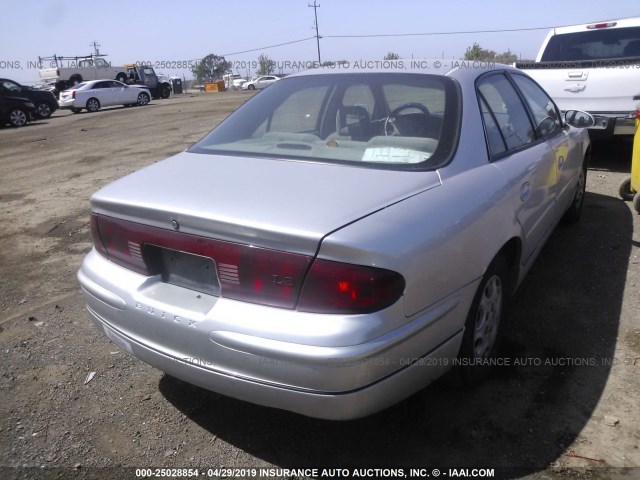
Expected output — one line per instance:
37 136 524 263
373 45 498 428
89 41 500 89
308 1 321 65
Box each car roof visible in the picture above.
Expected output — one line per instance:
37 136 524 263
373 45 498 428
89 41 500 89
551 16 640 35
283 61 522 83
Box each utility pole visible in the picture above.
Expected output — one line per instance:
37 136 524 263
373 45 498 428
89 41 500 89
90 40 101 56
308 1 321 65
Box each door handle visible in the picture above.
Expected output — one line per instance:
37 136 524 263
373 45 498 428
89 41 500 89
564 84 586 93
567 71 588 80
520 182 531 202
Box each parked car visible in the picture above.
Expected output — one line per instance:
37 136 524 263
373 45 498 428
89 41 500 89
516 17 640 138
78 64 593 420
0 90 36 127
241 75 279 90
59 79 151 113
0 78 58 118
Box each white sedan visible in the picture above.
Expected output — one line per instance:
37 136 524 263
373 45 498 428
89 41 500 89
241 75 280 90
59 80 151 113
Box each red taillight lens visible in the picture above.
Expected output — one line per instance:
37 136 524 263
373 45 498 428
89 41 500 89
90 214 405 313
90 213 108 258
72 91 76 99
90 214 311 309
297 259 405 314
586 22 616 29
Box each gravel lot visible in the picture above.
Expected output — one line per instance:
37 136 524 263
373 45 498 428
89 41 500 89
0 91 639 480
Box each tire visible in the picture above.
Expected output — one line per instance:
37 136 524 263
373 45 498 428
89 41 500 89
248 84 255 90
70 108 82 114
633 191 640 214
69 75 83 86
562 159 588 224
116 73 127 83
136 92 150 106
160 85 171 99
35 102 52 119
455 255 510 387
619 177 634 201
8 108 28 127
86 98 100 112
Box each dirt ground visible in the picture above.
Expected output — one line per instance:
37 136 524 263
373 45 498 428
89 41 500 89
0 92 639 480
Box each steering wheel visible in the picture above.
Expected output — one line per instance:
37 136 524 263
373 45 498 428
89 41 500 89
384 102 430 136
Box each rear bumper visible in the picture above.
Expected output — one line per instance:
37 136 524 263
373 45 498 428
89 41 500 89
589 113 636 137
86 306 460 419
58 98 75 109
78 249 470 419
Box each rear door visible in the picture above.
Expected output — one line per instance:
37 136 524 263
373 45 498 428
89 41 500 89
258 76 276 88
90 81 114 106
477 72 558 268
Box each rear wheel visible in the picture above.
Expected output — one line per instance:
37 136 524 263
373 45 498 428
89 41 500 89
619 177 635 201
633 191 640 214
35 102 52 119
455 255 509 386
116 73 127 83
69 74 83 86
136 92 150 106
160 85 171 98
8 108 28 127
86 98 100 112
563 158 588 224
248 84 255 90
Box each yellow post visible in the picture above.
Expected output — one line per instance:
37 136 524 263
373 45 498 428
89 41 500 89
632 116 640 194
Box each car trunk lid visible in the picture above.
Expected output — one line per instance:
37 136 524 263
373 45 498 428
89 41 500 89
91 151 441 256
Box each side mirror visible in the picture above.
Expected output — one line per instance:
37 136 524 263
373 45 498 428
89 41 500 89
564 110 595 128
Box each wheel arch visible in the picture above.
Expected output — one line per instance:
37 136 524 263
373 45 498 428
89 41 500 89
86 97 101 112
493 236 522 296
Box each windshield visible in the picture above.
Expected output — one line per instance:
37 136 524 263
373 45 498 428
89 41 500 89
189 73 460 170
541 26 640 61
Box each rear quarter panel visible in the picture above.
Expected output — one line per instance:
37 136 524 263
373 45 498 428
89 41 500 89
318 163 518 324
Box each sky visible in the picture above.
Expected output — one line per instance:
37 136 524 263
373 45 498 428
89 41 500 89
1 0 639 84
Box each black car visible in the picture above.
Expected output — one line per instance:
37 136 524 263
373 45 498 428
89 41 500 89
0 78 58 118
0 90 36 127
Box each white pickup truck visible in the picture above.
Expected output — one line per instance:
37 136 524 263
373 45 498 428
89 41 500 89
516 17 640 138
39 54 129 95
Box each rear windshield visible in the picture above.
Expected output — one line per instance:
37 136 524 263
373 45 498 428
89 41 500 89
189 73 460 170
66 82 88 90
541 26 640 61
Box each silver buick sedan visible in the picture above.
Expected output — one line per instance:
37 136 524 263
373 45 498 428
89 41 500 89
78 64 592 420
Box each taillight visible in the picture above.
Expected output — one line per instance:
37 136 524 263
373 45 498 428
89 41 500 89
90 213 405 313
297 259 405 314
90 214 108 258
586 22 616 29
91 214 311 309
72 91 76 99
